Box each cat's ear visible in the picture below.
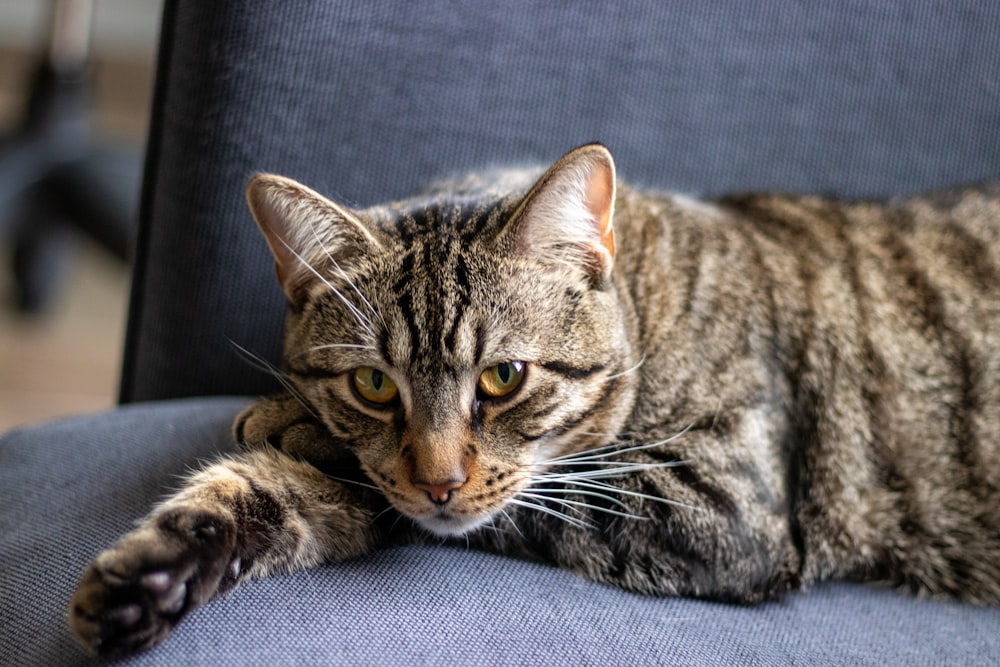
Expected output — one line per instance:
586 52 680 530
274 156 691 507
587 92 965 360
505 143 617 283
246 174 378 299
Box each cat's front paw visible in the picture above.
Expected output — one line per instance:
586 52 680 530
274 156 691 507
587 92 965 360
68 509 238 658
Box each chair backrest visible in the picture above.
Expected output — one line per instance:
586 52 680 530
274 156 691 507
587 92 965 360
120 0 1000 402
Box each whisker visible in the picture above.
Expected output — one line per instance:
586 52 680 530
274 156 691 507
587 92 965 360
229 341 319 419
577 430 639 438
517 492 650 522
371 505 398 525
475 521 507 536
310 343 377 351
710 396 725 431
306 343 378 355
306 219 387 330
541 440 624 462
537 476 701 511
498 507 525 539
541 460 688 469
229 339 287 378
283 342 378 365
299 239 375 327
544 425 694 464
507 498 595 530
605 353 646 380
520 486 631 511
540 463 692 482
326 475 381 493
389 512 409 534
276 234 375 335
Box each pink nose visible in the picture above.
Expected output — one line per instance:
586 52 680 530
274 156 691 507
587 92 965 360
414 479 465 505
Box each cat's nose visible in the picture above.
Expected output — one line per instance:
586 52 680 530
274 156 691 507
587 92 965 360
414 478 465 505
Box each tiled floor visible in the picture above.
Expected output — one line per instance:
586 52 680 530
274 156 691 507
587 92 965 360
0 48 152 432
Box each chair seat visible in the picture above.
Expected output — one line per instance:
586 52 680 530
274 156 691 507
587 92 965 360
2 398 998 665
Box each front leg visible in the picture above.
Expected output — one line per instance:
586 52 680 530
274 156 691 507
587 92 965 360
68 447 382 657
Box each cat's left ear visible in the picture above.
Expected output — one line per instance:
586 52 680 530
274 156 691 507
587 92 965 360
505 143 617 284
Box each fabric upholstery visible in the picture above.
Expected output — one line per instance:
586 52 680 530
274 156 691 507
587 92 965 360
121 0 1000 402
2 399 998 666
5 1 1000 665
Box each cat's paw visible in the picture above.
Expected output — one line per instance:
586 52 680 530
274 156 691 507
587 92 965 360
68 509 238 658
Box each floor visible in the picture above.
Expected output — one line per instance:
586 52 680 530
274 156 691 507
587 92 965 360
0 242 129 430
0 47 153 432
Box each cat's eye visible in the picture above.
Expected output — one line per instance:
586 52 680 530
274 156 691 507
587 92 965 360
477 361 526 399
352 367 399 405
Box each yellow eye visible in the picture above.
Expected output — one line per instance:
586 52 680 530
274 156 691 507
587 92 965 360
352 367 399 405
477 361 526 399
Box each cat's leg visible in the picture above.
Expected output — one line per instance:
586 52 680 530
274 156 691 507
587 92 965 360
68 397 383 658
232 391 357 473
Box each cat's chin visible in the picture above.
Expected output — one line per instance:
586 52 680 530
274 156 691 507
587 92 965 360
415 511 493 537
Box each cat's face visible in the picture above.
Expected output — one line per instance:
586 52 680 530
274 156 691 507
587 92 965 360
248 145 638 535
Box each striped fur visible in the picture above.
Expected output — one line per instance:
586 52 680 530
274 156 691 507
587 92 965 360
70 145 1000 657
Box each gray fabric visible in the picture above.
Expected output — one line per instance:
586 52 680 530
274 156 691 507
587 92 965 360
122 0 1000 401
2 399 999 666
8 2 1000 665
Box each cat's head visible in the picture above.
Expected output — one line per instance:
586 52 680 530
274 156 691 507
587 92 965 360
246 144 638 535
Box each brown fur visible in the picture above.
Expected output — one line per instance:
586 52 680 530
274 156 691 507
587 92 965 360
69 145 1000 657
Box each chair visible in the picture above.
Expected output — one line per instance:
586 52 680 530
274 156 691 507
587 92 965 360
3 1 1000 664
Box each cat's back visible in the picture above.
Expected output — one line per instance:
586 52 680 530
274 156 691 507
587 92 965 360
748 184 1000 599
618 181 1000 600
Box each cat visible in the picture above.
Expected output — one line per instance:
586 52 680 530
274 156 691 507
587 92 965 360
69 143 1000 657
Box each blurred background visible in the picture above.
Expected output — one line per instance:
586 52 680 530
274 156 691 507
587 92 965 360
0 0 161 430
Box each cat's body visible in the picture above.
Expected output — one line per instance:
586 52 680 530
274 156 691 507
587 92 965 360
70 145 1000 657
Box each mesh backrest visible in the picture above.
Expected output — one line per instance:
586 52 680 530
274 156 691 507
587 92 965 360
121 0 1000 402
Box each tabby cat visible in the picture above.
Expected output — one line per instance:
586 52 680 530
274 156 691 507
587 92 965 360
69 144 1000 657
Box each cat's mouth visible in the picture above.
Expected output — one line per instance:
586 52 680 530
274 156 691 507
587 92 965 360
417 510 492 537
371 459 528 537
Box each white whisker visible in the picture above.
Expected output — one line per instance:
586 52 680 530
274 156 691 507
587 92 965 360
307 219 387 330
605 354 646 380
498 507 525 539
544 424 694 464
542 440 624 462
540 463 691 481
710 396 725 431
475 520 507 536
536 476 701 511
388 512 409 534
520 486 631 510
326 475 381 493
517 492 649 522
229 340 319 419
308 343 377 353
507 498 595 530
276 234 376 336
371 505 398 525
310 343 376 351
542 459 688 469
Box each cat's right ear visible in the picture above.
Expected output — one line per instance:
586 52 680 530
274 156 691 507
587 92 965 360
246 174 377 300
501 143 617 285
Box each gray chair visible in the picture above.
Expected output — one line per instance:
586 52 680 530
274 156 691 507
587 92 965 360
3 1 1000 664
